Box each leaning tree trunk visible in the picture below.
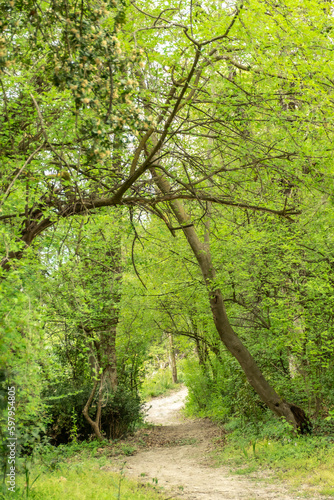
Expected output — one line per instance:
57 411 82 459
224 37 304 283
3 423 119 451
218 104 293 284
151 167 311 433
82 378 103 440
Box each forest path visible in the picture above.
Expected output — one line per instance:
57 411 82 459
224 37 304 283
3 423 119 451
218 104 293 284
109 386 304 499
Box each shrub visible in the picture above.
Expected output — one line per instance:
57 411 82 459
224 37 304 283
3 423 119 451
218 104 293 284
183 356 264 425
44 384 144 444
44 386 92 445
101 387 144 440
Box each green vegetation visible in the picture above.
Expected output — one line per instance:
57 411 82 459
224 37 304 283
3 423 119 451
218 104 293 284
183 354 334 496
141 369 179 400
1 0 334 494
0 442 165 499
141 354 186 400
212 433 334 498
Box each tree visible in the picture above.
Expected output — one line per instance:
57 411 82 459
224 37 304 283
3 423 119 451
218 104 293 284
42 212 123 439
1 0 334 430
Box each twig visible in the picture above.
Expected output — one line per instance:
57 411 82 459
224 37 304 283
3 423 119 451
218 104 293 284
30 94 71 168
0 144 44 209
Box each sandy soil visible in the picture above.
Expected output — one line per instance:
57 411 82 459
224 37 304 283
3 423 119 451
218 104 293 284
106 386 308 499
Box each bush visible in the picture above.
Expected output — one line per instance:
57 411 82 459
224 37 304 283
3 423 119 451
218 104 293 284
101 387 144 440
44 384 144 444
0 369 47 470
183 356 265 425
44 386 92 445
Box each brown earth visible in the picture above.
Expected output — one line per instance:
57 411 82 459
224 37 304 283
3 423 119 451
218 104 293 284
104 386 312 499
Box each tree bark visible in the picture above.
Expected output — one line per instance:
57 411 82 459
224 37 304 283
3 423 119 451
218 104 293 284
151 167 310 432
190 315 208 367
82 378 103 440
168 333 178 383
100 326 118 391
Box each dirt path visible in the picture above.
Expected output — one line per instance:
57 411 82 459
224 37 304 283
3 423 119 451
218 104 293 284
108 387 305 499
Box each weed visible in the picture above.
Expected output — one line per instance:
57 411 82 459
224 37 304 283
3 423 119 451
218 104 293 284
110 461 126 500
211 432 334 497
120 444 136 456
175 438 197 446
69 407 78 444
141 370 180 400
4 453 165 500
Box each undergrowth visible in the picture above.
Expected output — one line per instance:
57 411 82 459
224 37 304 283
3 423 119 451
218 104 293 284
140 368 184 400
183 357 334 497
212 425 334 498
0 441 165 500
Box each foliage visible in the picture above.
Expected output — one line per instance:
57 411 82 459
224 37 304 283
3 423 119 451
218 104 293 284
0 261 47 468
1 0 334 466
100 386 144 440
210 207 334 420
43 386 92 445
0 443 166 499
183 355 267 425
44 383 144 444
212 433 334 498
141 369 179 400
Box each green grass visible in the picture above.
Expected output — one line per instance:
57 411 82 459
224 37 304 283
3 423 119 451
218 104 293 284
140 369 180 400
0 442 166 500
211 434 334 498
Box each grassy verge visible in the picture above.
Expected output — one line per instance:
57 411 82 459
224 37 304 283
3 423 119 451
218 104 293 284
0 442 166 500
211 433 334 498
140 368 182 400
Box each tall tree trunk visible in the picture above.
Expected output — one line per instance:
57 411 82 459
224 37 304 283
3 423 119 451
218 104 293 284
189 315 208 367
151 167 310 432
168 333 178 383
100 326 118 391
